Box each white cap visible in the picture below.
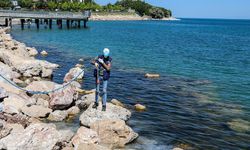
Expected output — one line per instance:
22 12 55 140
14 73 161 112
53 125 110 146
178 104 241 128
103 48 110 57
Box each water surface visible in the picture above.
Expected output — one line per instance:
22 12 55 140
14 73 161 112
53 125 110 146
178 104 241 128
11 19 250 150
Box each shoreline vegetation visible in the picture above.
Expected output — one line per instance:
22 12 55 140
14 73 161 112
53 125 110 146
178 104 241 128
0 0 177 21
0 27 183 149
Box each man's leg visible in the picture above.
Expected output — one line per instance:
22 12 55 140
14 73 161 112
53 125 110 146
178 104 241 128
102 80 108 111
93 77 100 109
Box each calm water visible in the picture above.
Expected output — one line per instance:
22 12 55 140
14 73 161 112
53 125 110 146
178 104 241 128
11 19 250 150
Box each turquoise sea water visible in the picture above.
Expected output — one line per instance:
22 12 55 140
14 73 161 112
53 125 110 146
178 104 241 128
11 19 250 149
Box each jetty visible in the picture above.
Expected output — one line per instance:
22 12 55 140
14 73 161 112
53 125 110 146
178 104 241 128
0 10 91 29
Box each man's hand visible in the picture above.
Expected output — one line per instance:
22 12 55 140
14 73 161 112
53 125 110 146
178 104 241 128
94 62 99 68
98 58 104 64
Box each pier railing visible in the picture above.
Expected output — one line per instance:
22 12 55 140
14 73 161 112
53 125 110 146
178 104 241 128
0 10 91 20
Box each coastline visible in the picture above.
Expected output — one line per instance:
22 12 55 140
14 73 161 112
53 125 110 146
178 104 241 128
90 13 180 21
0 26 139 149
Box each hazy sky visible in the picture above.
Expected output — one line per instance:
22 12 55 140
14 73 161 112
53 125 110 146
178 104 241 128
95 0 250 19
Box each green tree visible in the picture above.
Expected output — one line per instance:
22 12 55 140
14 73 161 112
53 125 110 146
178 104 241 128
0 0 11 8
149 7 164 19
18 0 33 8
47 1 57 11
34 0 47 9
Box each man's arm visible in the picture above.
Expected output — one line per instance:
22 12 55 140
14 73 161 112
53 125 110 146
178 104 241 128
91 57 99 67
102 62 111 71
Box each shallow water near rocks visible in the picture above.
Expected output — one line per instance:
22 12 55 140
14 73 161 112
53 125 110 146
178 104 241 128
11 19 250 149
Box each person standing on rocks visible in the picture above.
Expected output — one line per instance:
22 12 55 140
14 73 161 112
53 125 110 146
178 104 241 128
92 48 112 111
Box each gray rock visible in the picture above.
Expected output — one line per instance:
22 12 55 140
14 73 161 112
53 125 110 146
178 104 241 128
79 103 131 127
42 68 53 78
67 106 80 116
26 47 38 57
49 84 78 110
0 49 58 77
3 94 35 114
0 62 20 80
47 110 68 121
36 98 49 107
58 129 74 143
40 50 48 56
78 91 97 109
111 99 125 108
26 81 59 93
0 123 61 150
64 67 84 82
71 126 99 147
75 143 109 150
90 119 138 148
22 105 52 118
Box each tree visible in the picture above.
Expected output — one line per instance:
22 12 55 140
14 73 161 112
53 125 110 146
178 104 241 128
18 0 33 8
149 7 164 19
0 0 11 8
47 1 57 10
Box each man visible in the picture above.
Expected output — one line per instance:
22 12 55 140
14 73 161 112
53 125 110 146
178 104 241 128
92 48 112 111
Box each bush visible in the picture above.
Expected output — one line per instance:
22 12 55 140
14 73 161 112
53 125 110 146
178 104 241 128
0 0 11 8
18 0 33 9
115 0 171 18
149 7 165 19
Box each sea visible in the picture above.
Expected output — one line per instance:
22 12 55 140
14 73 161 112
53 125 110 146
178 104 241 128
11 19 250 150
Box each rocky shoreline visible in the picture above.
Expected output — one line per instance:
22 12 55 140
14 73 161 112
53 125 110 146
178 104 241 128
0 27 138 150
89 13 179 21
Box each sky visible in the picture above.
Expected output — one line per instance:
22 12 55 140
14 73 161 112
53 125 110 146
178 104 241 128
95 0 250 19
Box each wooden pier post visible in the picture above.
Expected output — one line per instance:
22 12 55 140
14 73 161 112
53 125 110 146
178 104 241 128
66 20 70 29
58 19 62 29
78 20 80 28
35 19 39 29
27 19 31 29
44 19 48 25
84 20 87 28
20 19 25 30
49 19 52 29
9 18 12 28
5 18 8 27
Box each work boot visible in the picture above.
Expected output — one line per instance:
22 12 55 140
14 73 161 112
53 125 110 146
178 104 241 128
102 105 106 111
92 102 98 109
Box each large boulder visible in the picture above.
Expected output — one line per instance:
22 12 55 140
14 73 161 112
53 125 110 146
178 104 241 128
67 106 80 116
58 129 74 143
47 110 68 121
0 80 24 95
0 61 20 80
3 96 26 114
76 90 97 109
64 67 84 82
0 49 58 77
26 80 59 93
111 99 125 108
79 103 131 127
26 47 38 57
0 123 61 150
21 105 52 118
71 126 99 147
90 119 138 148
0 113 30 127
49 84 78 110
75 143 109 150
2 93 36 114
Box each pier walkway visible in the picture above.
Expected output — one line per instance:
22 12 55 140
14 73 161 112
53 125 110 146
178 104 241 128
0 10 91 29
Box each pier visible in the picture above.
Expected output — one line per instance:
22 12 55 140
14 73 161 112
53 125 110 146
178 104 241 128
0 10 91 29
